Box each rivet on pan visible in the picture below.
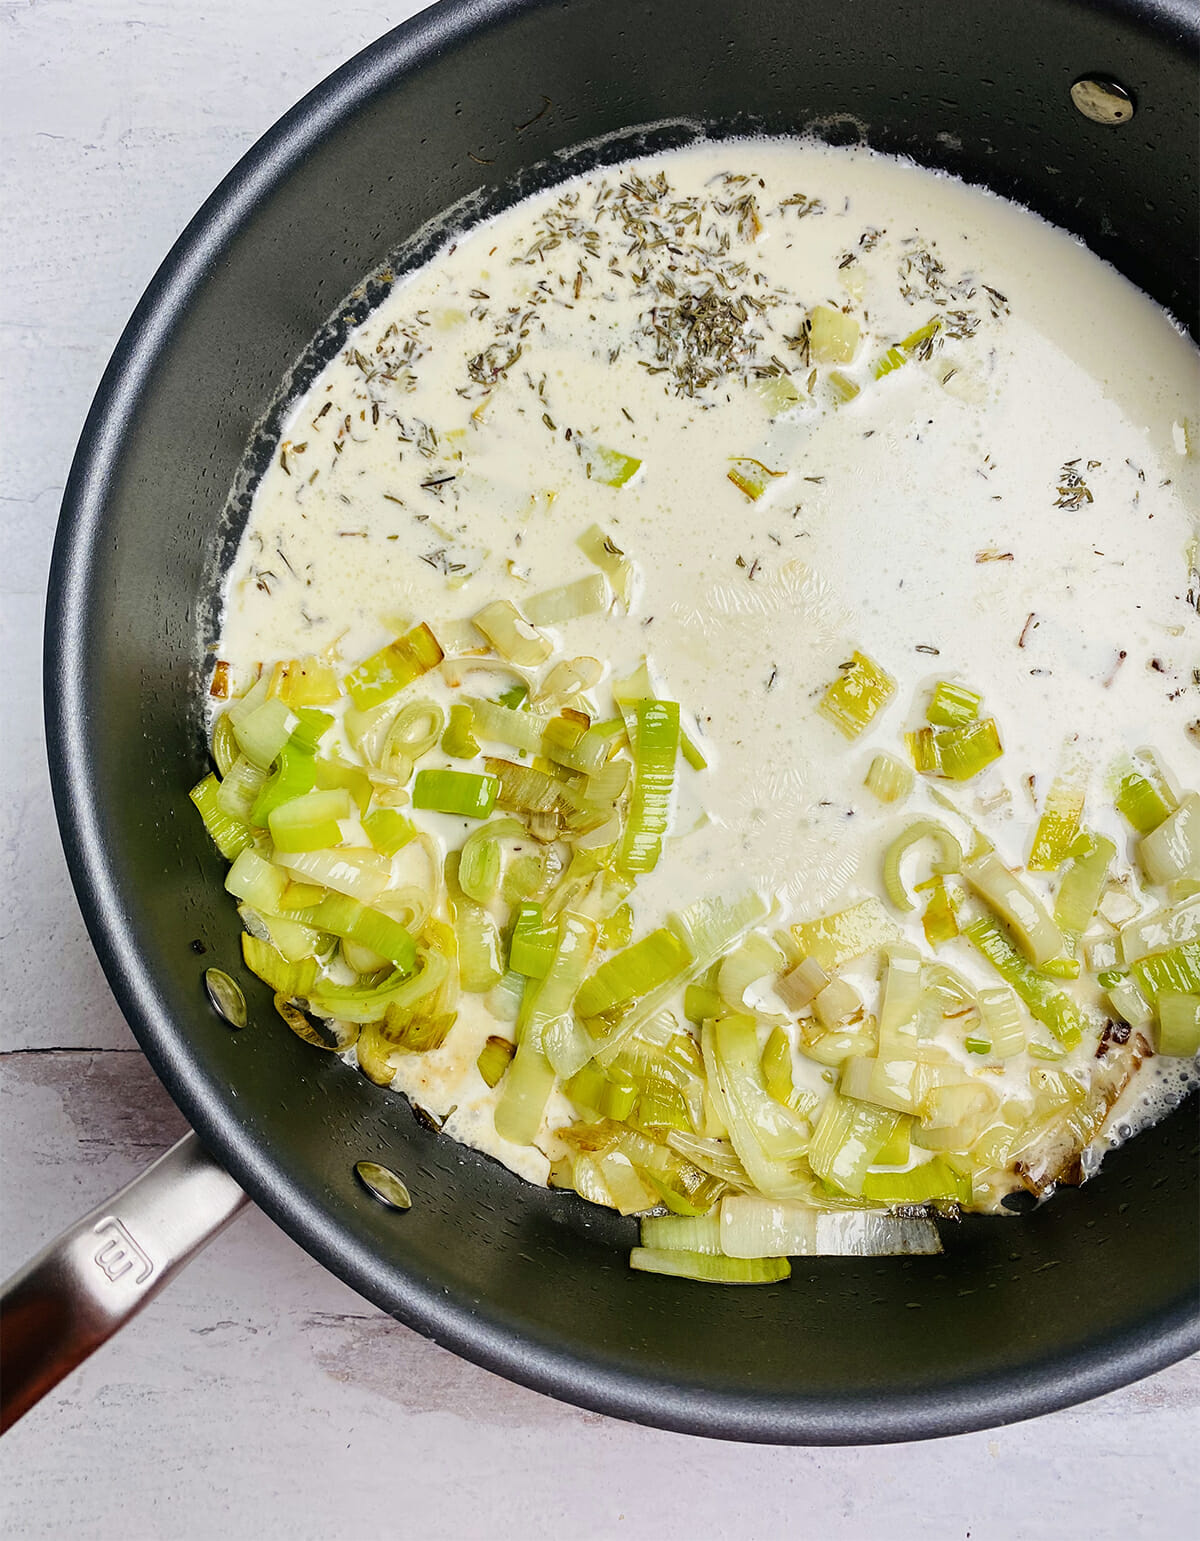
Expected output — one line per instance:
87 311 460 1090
204 966 247 1028
1070 77 1135 126
355 1160 412 1211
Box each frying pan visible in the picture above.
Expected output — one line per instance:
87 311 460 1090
3 0 1198 1443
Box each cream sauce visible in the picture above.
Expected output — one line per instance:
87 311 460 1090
218 140 1200 1191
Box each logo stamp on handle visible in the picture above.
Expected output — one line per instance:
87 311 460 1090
92 1217 154 1285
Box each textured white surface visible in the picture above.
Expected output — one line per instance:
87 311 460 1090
0 3 1196 1536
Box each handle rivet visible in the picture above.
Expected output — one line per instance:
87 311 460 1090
204 967 247 1029
1070 77 1135 125
355 1161 412 1210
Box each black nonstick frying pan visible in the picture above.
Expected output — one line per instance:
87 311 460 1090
4 0 1198 1443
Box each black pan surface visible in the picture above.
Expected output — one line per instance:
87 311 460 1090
46 0 1199 1443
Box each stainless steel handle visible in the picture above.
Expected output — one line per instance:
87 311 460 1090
0 1132 248 1433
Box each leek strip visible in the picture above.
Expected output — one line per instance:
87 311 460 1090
818 651 895 739
761 1026 797 1109
874 1117 912 1167
464 695 549 755
509 902 558 979
310 949 447 1025
190 774 254 859
860 1156 971 1206
458 826 501 902
921 878 959 946
588 443 642 488
577 524 634 607
477 1035 516 1087
412 768 499 819
384 700 445 764
598 903 633 951
865 752 913 804
251 743 317 825
1054 831 1115 936
230 695 296 768
700 1023 803 1195
714 1016 810 1161
273 847 391 903
1114 751 1177 834
361 807 416 856
224 849 289 914
1130 942 1200 1002
874 346 907 380
1028 769 1086 871
307 894 417 973
441 702 480 759
211 714 238 777
629 1248 789 1284
978 986 1025 1059
241 933 316 998
877 944 923 1052
828 371 859 404
1139 793 1200 886
237 905 318 964
926 680 981 728
882 820 964 912
727 457 784 501
791 897 901 973
526 912 597 1077
492 1040 556 1145
807 1093 901 1196
719 1196 941 1258
267 789 351 854
640 1214 723 1253
907 727 941 775
344 622 443 711
963 916 1085 1046
1156 991 1200 1057
813 977 862 1029
444 852 503 993
962 850 1065 966
934 717 1003 780
287 707 334 756
523 573 610 626
472 599 552 665
216 754 270 823
684 981 725 1022
777 956 830 1010
718 933 786 1014
565 1062 638 1122
1120 897 1200 965
313 756 372 814
617 699 680 874
576 927 693 1022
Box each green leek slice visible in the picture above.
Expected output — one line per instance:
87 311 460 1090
926 681 981 729
1114 751 1177 834
344 622 443 711
509 902 558 980
962 850 1065 967
882 820 964 912
818 651 895 739
1139 793 1200 886
1027 768 1086 871
934 717 1003 781
963 916 1085 1047
865 751 913 804
807 1093 901 1196
628 1248 789 1285
577 927 693 1024
1130 941 1200 1002
442 702 481 759
362 807 416 857
412 768 499 819
589 443 642 488
241 932 317 998
1155 991 1200 1057
791 897 902 973
617 699 679 874
476 1035 516 1087
307 893 417 973
190 774 254 859
1053 830 1115 936
523 573 610 626
577 524 634 608
267 789 350 853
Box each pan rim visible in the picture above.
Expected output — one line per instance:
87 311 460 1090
43 0 1200 1444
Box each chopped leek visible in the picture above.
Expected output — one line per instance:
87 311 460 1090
577 524 634 607
629 1248 789 1284
719 1196 941 1258
344 622 443 711
617 699 679 874
509 902 558 979
727 456 784 501
441 702 480 759
808 1093 900 1196
777 956 830 1010
934 717 1003 781
189 773 254 859
251 743 317 825
313 755 372 814
273 847 390 903
589 443 642 488
978 986 1025 1059
492 1040 556 1146
471 599 552 666
791 897 901 973
640 1214 723 1254
412 768 499 819
267 788 350 853
241 933 316 998
808 304 860 364
865 751 913 804
963 915 1085 1046
215 753 269 824
1054 830 1115 936
230 694 295 769
525 912 597 1077
1155 991 1200 1057
476 1035 516 1087
224 848 289 914
962 850 1065 967
921 878 959 947
308 894 417 973
1139 793 1200 887
576 927 693 1023
926 681 981 729
310 948 448 1026
1130 941 1200 1002
882 820 964 912
874 346 907 380
458 825 501 902
827 370 860 404
523 573 610 626
362 807 416 856
860 1156 971 1207
818 651 895 739
1027 768 1086 871
1114 751 1177 834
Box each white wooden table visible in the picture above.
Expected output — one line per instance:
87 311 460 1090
1 4 1195 1535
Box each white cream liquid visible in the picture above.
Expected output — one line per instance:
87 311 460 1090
219 141 1200 1192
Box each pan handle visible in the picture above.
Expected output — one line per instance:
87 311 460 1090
0 1132 248 1433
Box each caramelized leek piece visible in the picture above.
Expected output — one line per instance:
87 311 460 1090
727 457 784 501
808 304 860 363
190 773 254 859
1156 991 1200 1056
963 916 1085 1046
818 651 895 739
617 699 679 874
865 751 913 804
344 622 443 711
412 768 499 819
962 850 1064 967
934 717 1003 780
926 681 981 729
476 1034 516 1087
629 1248 789 1285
